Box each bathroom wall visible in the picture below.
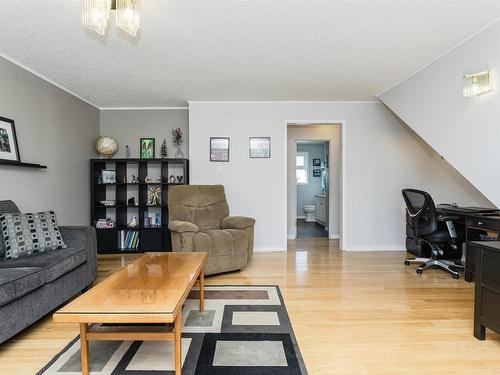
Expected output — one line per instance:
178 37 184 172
296 142 326 217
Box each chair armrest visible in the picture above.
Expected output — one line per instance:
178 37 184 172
222 216 256 230
168 221 199 233
59 226 97 283
438 215 460 222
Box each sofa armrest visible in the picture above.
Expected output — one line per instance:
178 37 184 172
222 216 256 230
168 221 199 233
59 226 97 284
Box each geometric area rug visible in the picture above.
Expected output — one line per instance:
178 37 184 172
37 285 308 374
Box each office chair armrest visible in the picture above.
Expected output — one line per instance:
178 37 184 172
437 215 460 222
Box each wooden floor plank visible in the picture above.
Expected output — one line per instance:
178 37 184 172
1 239 499 374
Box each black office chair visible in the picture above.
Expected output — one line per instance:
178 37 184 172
402 189 464 279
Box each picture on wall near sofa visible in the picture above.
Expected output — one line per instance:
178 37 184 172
0 116 20 162
210 137 230 162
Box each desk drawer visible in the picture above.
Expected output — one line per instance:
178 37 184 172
482 251 500 292
467 217 500 231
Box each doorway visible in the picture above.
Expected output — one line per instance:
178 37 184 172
286 123 343 244
295 140 329 238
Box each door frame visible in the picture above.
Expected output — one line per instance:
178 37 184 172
284 121 347 250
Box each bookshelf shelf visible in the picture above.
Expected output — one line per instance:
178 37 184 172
90 158 189 254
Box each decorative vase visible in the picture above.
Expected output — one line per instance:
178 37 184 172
175 144 184 158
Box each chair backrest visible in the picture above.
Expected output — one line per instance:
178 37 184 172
168 185 230 230
401 189 438 238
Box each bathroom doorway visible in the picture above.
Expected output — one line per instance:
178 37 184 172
295 140 329 238
286 123 342 242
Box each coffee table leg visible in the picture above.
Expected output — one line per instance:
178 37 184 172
80 323 89 375
174 312 182 375
199 269 205 312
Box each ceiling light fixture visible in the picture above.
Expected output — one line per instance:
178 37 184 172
83 0 140 37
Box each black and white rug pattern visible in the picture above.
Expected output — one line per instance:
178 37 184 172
38 285 307 374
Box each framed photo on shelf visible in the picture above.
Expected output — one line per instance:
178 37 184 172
210 137 230 162
313 158 321 166
101 170 116 184
249 137 271 158
140 138 155 159
0 116 20 162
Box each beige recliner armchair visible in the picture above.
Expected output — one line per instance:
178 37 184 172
168 185 255 275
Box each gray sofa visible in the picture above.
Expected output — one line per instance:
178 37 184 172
0 200 97 344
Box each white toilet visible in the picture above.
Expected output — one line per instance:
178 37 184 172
304 205 317 222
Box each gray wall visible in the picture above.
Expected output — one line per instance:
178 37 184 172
0 57 100 225
296 143 325 217
100 109 189 158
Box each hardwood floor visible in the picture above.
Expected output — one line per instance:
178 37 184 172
1 238 500 374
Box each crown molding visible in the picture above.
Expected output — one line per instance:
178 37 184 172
187 100 380 104
0 52 100 109
100 107 189 110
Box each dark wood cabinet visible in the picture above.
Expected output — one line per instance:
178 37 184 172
472 241 500 340
90 158 189 254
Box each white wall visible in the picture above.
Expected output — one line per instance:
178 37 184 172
100 109 189 158
189 101 491 251
296 143 326 216
379 20 500 208
0 57 100 225
288 126 341 239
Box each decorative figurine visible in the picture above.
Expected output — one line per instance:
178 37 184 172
122 176 127 183
147 186 161 206
125 144 130 158
176 176 183 183
127 197 136 206
160 138 168 158
169 175 176 184
131 174 138 184
127 216 138 228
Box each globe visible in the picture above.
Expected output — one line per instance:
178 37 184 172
96 137 118 158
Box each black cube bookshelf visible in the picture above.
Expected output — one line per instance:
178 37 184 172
90 158 189 254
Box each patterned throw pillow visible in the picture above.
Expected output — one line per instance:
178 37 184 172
0 211 67 260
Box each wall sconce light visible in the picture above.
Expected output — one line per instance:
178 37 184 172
463 70 493 97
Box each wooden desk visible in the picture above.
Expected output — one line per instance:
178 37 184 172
406 207 500 282
471 241 500 340
53 252 207 375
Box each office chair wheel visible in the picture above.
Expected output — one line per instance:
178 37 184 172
404 260 411 266
452 273 460 280
416 268 423 275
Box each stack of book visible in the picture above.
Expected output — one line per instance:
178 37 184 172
95 218 115 229
119 230 140 250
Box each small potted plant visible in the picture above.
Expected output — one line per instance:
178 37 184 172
172 128 183 158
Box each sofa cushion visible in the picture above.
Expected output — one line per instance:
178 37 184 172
0 211 67 260
0 267 44 306
0 245 87 283
0 200 20 259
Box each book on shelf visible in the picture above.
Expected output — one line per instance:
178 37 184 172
119 230 140 250
95 218 115 229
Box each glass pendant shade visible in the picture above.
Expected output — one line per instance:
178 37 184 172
82 0 112 36
116 0 140 37
463 70 492 97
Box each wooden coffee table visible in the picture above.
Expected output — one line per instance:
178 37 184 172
53 252 207 375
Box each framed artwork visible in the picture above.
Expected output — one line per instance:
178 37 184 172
313 169 321 177
140 138 155 159
313 158 321 166
0 116 20 162
210 137 230 162
101 170 116 184
249 137 271 158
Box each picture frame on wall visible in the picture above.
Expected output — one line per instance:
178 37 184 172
249 137 271 158
0 116 20 162
140 138 155 159
313 158 321 166
313 169 322 177
210 137 230 162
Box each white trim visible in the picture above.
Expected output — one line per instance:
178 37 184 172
188 100 380 104
329 234 340 239
287 234 296 240
342 247 405 252
284 120 347 251
254 246 286 252
100 107 189 110
0 52 100 109
296 215 306 219
376 16 500 97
